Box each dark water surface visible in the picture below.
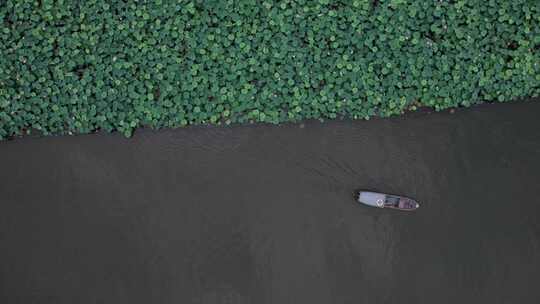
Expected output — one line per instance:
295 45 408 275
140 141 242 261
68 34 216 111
1 100 540 303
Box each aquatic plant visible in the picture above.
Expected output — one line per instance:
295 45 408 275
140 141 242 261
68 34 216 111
1 0 539 138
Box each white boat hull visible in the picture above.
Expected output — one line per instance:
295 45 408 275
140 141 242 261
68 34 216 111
356 191 419 211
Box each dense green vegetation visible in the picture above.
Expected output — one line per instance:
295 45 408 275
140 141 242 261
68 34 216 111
1 0 539 139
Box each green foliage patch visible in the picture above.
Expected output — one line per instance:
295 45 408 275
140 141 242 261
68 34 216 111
1 0 539 139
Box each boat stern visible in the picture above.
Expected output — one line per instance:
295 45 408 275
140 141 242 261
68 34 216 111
357 191 386 208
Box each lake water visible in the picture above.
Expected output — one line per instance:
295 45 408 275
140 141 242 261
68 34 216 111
1 99 539 303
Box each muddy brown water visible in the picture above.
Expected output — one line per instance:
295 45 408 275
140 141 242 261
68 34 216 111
1 99 540 303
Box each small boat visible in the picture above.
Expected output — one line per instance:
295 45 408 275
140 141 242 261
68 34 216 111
356 191 419 211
